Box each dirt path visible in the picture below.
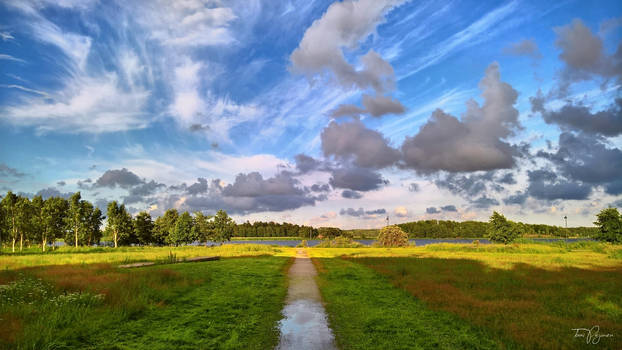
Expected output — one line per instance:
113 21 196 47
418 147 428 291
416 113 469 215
276 249 336 350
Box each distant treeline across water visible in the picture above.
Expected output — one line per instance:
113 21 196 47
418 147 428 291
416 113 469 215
396 220 596 238
232 220 597 239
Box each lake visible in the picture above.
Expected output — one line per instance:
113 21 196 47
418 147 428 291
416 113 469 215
55 237 593 248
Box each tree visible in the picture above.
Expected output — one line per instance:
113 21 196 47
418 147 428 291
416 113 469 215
0 197 5 251
376 225 409 247
83 204 104 246
193 212 214 246
66 192 84 247
153 209 178 245
487 211 521 244
106 201 133 247
169 211 195 246
40 197 69 251
594 208 622 243
31 195 46 251
15 196 34 252
1 192 19 252
212 210 234 244
134 211 154 245
317 227 342 239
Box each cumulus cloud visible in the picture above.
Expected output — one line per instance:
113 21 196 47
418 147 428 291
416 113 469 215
434 172 500 198
341 190 363 199
178 172 323 214
310 183 331 192
554 19 622 85
394 206 409 217
124 180 166 204
0 163 25 178
400 63 520 173
503 39 541 59
290 0 403 92
539 98 622 137
340 207 386 218
295 154 322 174
537 132 622 195
291 0 407 118
56 181 66 187
361 94 405 117
408 183 420 192
426 207 440 214
470 196 499 209
526 169 592 201
91 168 166 204
330 104 366 118
329 166 386 191
186 178 208 195
321 119 400 169
332 94 405 118
441 205 457 212
503 191 528 205
34 187 73 200
94 168 143 189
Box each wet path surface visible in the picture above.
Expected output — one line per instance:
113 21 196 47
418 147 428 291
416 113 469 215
277 249 336 350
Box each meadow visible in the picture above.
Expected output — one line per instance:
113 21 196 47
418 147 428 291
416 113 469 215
0 247 292 349
1 242 621 349
310 242 622 349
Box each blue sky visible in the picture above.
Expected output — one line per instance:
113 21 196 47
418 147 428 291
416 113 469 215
1 0 621 228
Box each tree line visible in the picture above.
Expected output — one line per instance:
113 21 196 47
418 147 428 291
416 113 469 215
0 191 235 252
233 221 318 238
488 209 621 244
397 219 598 238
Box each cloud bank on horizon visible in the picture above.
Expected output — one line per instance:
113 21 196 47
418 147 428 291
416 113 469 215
0 0 621 228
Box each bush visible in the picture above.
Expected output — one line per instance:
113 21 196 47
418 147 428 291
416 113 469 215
315 236 364 248
296 240 308 248
487 211 522 244
317 227 343 239
376 225 409 247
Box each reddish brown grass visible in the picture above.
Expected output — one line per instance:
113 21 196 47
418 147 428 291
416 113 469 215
354 257 622 349
0 313 22 344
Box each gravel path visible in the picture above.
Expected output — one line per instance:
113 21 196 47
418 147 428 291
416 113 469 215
276 249 336 350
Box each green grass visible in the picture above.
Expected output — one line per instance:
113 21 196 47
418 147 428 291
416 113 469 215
313 257 503 349
351 257 622 349
0 256 292 349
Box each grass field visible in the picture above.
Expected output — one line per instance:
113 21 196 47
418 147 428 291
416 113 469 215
310 242 622 349
0 253 292 349
0 244 294 270
2 242 621 349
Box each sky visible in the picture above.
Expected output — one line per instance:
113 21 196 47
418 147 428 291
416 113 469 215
0 0 621 228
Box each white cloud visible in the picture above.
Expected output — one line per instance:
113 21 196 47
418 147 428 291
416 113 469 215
0 31 15 41
135 0 237 48
0 54 26 63
3 74 150 133
29 17 92 70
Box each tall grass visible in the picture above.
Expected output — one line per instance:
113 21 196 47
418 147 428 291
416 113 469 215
0 244 294 270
